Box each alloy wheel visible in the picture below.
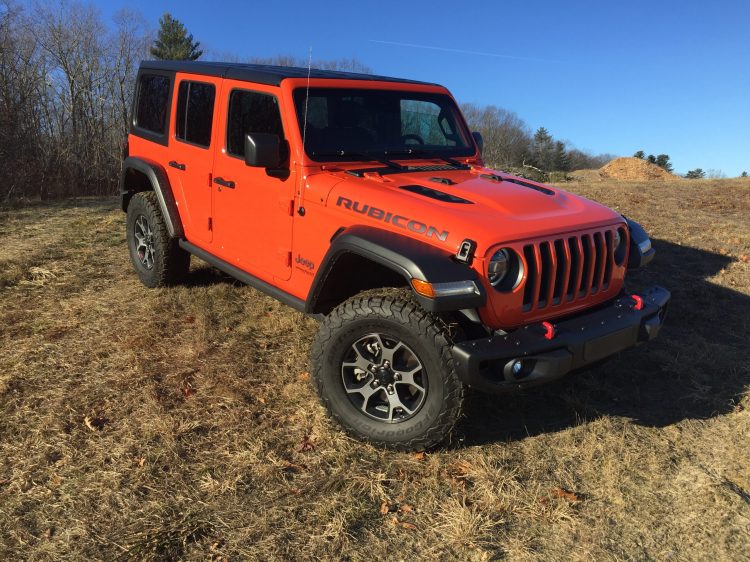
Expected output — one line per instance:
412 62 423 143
133 214 155 269
341 333 428 423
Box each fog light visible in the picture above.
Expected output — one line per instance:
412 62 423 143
511 360 523 376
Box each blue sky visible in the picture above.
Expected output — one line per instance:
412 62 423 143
86 0 750 175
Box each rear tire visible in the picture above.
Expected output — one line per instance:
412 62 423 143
311 289 464 451
126 191 189 288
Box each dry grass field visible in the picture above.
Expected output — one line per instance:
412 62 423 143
1 178 749 561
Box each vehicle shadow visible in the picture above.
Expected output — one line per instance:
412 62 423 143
182 263 238 288
455 239 750 446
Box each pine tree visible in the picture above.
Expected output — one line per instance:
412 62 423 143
532 127 554 171
553 141 570 172
647 154 657 165
655 154 673 173
741 171 748 178
150 13 202 61
633 150 645 159
685 168 705 179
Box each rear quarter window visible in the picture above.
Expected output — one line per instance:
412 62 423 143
134 74 171 135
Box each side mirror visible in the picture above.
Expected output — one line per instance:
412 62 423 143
471 131 484 155
244 132 281 168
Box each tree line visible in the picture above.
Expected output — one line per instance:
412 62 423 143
632 150 747 180
460 105 614 180
0 0 150 201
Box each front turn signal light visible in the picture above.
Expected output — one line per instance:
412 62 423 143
411 279 479 299
411 279 436 298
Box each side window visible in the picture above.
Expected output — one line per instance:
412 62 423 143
400 100 456 146
135 74 171 134
175 81 216 147
226 90 284 157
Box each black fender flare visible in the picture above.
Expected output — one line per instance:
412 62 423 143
625 217 655 268
306 225 486 314
119 156 184 239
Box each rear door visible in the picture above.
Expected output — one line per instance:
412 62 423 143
210 81 295 280
166 73 221 245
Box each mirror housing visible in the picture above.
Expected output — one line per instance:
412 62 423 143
471 131 484 155
244 132 281 168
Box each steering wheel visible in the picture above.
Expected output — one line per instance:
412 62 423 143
400 134 425 145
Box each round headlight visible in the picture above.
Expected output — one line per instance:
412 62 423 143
488 249 510 286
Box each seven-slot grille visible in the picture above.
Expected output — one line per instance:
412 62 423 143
521 228 623 311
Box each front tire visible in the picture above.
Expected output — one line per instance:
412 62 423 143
126 191 189 288
310 289 464 451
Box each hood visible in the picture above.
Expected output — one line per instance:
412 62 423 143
308 164 623 257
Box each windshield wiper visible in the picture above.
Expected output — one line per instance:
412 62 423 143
311 150 405 171
383 148 467 168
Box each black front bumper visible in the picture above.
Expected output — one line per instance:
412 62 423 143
451 286 670 393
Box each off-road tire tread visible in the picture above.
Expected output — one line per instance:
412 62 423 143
310 288 464 451
127 191 189 287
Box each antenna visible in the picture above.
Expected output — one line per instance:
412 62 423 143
297 46 312 217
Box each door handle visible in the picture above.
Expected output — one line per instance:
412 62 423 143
169 160 186 171
213 177 235 189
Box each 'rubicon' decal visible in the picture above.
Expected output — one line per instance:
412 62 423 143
336 196 449 242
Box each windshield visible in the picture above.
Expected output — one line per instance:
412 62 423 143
293 88 475 161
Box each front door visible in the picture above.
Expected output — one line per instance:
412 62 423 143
211 81 295 280
166 73 221 245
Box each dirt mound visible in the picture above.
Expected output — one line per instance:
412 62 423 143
600 157 680 181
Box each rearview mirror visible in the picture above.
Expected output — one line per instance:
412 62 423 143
471 131 484 155
244 132 281 168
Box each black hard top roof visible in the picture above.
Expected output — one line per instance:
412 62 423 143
139 60 440 87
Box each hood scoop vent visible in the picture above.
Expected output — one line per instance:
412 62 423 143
429 177 456 185
481 173 555 196
400 184 473 204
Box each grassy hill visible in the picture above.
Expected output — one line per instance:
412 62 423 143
1 179 748 560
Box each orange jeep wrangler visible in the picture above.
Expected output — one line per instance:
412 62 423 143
121 61 669 450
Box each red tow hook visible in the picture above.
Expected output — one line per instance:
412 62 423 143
541 321 555 340
631 294 644 311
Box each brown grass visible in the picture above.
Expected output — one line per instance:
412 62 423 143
1 180 749 561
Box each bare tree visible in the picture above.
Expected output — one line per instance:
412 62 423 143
36 1 116 196
460 103 531 168
0 0 47 200
109 9 150 139
0 0 150 201
566 148 615 171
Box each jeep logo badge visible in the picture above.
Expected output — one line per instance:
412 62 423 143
295 254 315 271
